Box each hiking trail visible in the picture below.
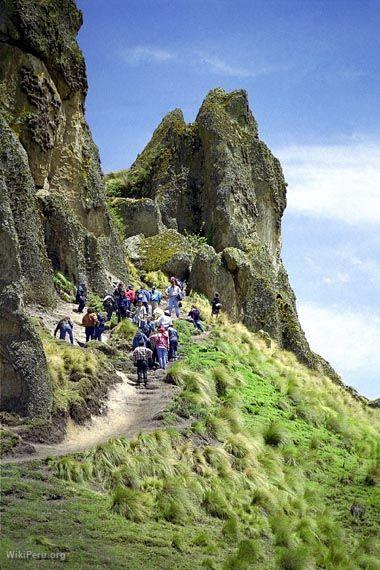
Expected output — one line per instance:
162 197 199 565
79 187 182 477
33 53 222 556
5 300 184 464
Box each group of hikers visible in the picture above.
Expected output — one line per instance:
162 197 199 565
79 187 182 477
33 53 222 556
54 275 223 386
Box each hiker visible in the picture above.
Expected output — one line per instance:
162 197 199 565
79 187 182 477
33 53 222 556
75 282 87 313
165 277 182 318
103 293 116 321
150 286 162 316
188 305 205 332
211 292 222 318
155 326 169 369
132 340 153 387
135 288 149 311
82 308 98 342
94 312 106 341
125 285 135 317
156 310 172 330
54 317 74 345
133 300 148 328
149 331 159 368
168 325 179 361
114 282 126 321
132 329 149 349
140 316 155 337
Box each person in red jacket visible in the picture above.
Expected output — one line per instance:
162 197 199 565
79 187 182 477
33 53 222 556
152 326 169 369
125 285 135 317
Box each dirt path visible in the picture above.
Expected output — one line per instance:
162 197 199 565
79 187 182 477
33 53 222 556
6 368 180 464
4 299 185 464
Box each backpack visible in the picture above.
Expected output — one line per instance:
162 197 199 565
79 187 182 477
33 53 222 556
169 328 178 341
133 332 147 349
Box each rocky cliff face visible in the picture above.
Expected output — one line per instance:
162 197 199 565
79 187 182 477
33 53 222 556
0 0 128 416
110 89 337 378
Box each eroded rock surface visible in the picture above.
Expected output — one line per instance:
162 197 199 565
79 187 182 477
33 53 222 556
0 0 128 416
111 88 338 378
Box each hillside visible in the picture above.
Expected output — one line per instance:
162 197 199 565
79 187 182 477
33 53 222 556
1 1 379 568
1 298 380 568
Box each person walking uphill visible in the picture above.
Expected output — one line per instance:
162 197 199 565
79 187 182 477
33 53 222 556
132 340 153 387
168 325 179 361
114 282 126 322
82 308 98 342
150 286 162 316
54 317 74 345
166 277 182 318
153 326 169 369
76 282 87 314
188 305 205 332
211 292 222 318
103 293 116 321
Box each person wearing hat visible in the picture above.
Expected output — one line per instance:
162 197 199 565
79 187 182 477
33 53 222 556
165 277 182 318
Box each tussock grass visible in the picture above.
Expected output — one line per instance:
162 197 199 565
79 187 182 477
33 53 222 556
42 336 111 415
111 485 154 521
111 319 137 344
263 421 291 447
49 300 379 569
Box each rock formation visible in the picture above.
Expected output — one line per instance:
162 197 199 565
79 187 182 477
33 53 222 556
0 0 128 416
111 89 337 378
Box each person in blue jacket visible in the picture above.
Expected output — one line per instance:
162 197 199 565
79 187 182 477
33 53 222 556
150 286 162 316
94 312 106 341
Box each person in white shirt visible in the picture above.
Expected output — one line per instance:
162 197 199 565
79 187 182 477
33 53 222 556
156 310 173 330
165 277 182 318
133 301 148 328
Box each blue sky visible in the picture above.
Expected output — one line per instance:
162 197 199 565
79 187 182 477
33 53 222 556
77 0 380 398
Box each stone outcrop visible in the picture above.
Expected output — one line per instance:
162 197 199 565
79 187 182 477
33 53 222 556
111 88 337 377
0 0 128 417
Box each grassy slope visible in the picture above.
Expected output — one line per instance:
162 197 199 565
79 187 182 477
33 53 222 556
1 298 379 569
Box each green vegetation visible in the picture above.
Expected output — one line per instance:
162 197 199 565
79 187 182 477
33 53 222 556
137 230 187 272
35 323 115 416
1 306 379 568
53 271 76 302
107 200 127 238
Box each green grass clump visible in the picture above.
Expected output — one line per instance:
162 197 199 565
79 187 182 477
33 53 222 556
111 319 137 345
0 429 20 457
53 271 75 302
111 485 154 521
143 270 168 289
87 292 104 313
263 421 291 447
212 366 234 396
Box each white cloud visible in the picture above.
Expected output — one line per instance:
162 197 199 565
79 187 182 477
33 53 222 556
121 46 177 64
277 141 380 224
196 53 253 77
298 302 380 398
194 53 286 78
120 45 287 78
322 272 350 286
